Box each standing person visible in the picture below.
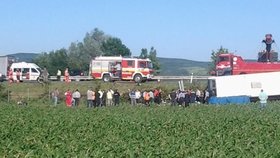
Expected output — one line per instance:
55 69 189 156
169 89 177 106
129 89 137 106
72 89 81 107
149 90 154 104
154 89 160 104
143 90 150 106
64 68 70 83
184 90 191 107
258 89 268 109
16 69 21 83
195 89 201 103
8 68 13 84
114 62 121 78
92 90 96 107
106 89 114 106
113 89 121 106
64 89 72 107
98 89 104 107
57 69 61 81
178 90 185 106
42 67 49 83
135 89 141 104
52 88 59 106
87 88 94 108
95 89 101 107
102 90 106 106
203 89 210 104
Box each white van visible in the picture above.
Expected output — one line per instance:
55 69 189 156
10 62 42 81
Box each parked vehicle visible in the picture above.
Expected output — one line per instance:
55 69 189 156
215 34 280 76
90 56 154 82
208 71 280 104
10 62 42 82
0 56 8 82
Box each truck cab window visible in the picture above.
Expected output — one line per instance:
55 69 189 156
127 60 134 67
219 56 229 62
138 61 146 68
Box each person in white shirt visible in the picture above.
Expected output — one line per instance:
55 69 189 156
106 89 114 106
72 89 81 106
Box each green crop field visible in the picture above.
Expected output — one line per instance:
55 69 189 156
1 102 280 157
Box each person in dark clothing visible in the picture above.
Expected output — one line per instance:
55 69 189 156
95 90 100 107
113 89 120 106
102 90 106 106
184 90 191 107
262 34 275 53
190 90 196 103
169 89 177 106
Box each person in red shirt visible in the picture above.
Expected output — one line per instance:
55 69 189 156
16 69 21 83
64 68 70 83
64 89 72 107
8 68 13 83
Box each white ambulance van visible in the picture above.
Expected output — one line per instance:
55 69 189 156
10 62 42 81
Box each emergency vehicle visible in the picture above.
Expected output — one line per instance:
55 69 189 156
90 56 154 82
10 62 42 81
215 34 280 76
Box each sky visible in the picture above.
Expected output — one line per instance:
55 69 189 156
0 0 280 61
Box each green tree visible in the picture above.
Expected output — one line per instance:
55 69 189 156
149 47 160 71
209 46 229 72
101 37 131 56
83 28 106 58
33 49 69 75
139 48 148 59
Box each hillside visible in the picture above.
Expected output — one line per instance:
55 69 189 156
7 53 210 76
8 53 39 62
158 57 210 76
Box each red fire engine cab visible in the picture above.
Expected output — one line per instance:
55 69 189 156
215 34 280 76
90 56 154 82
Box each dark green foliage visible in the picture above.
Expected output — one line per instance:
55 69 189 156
139 48 148 59
33 28 133 75
209 46 229 72
101 37 131 56
33 49 69 75
139 47 160 71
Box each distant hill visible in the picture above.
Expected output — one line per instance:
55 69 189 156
158 57 210 76
7 53 211 76
7 53 39 62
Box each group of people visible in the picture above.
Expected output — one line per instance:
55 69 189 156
51 87 269 109
128 89 162 106
169 89 210 107
52 88 121 108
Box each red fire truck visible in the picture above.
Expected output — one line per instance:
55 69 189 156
90 56 154 82
215 53 280 75
215 34 280 76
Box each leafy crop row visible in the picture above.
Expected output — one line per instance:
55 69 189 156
0 103 280 157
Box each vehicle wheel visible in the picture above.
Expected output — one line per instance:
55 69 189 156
102 74 111 82
37 77 43 84
134 74 142 83
240 72 246 75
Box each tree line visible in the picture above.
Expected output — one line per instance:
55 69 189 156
33 28 160 75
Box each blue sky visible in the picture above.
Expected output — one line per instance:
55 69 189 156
0 0 279 61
